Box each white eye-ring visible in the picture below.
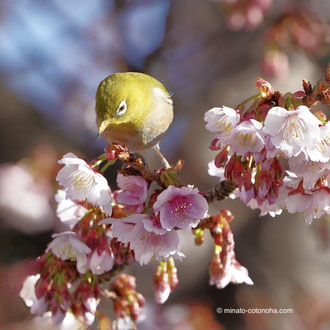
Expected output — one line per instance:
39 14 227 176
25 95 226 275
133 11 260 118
116 100 127 117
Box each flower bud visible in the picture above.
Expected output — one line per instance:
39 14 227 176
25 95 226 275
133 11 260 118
256 78 274 98
209 137 221 151
111 274 144 321
193 228 205 246
215 146 230 168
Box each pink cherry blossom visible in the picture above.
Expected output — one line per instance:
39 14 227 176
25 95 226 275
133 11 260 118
56 153 112 216
288 155 330 190
100 214 184 265
209 233 253 290
231 119 265 156
116 173 148 206
285 188 330 224
204 106 240 145
210 260 254 289
280 170 329 223
153 186 209 231
307 121 330 162
20 275 48 316
302 189 330 224
55 189 88 228
264 105 321 158
285 192 312 215
47 231 91 273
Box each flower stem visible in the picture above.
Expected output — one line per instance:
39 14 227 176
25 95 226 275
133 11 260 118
100 159 116 173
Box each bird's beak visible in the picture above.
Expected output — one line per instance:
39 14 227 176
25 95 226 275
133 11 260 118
97 118 111 138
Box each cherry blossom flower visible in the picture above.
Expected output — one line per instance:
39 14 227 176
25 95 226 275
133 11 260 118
231 119 265 156
153 186 209 231
100 214 184 265
116 174 148 205
47 231 91 273
301 189 330 223
210 259 254 289
264 105 321 158
288 155 330 190
277 170 330 223
20 274 48 316
56 153 112 215
285 187 330 224
209 214 253 289
284 191 312 215
20 275 40 307
306 121 330 162
204 106 240 145
55 189 88 228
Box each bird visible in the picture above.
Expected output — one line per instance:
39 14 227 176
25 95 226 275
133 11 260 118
95 72 173 169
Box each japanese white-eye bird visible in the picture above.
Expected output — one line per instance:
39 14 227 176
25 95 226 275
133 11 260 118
96 72 173 168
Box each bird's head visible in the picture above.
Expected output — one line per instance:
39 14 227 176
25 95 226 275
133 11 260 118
96 72 170 136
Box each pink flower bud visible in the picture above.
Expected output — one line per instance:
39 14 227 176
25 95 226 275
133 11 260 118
256 78 274 98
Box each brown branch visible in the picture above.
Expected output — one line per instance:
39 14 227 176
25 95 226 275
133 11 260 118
303 64 330 107
203 180 237 204
117 150 164 187
196 216 213 230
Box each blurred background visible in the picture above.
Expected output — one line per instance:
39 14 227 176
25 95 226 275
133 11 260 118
0 0 329 329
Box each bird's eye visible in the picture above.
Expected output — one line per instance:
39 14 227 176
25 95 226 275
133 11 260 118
116 100 127 117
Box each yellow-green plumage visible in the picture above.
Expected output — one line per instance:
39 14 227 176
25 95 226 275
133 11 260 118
96 72 173 152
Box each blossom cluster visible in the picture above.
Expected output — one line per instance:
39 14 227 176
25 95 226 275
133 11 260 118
22 145 243 327
205 78 330 223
